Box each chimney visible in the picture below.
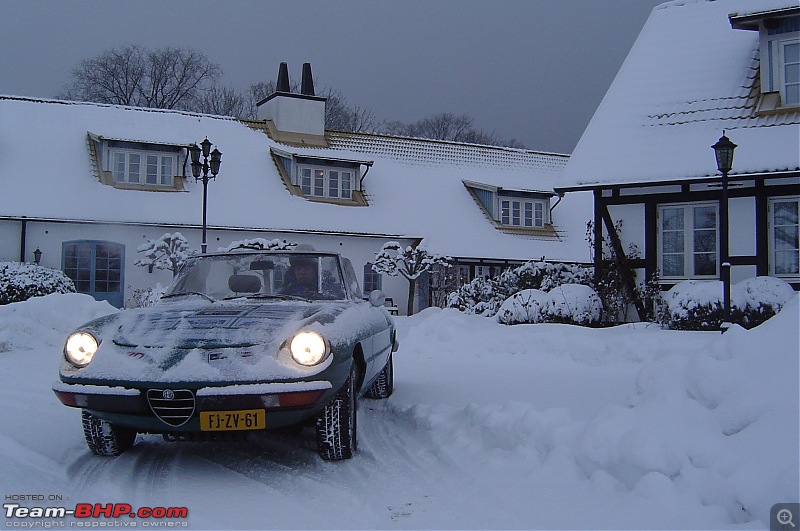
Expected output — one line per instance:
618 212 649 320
256 63 326 138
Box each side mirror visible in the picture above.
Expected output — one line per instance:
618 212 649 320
368 290 386 308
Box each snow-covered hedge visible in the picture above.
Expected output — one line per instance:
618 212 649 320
449 260 593 316
0 262 76 305
496 284 603 326
664 277 795 331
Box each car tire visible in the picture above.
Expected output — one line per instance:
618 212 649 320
81 410 136 456
365 353 394 399
315 366 357 461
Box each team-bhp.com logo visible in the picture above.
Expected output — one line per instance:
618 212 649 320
4 502 188 525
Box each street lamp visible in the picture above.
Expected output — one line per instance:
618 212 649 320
189 138 222 253
33 247 42 265
711 132 737 332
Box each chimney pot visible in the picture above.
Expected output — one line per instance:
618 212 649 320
277 62 290 92
301 63 315 96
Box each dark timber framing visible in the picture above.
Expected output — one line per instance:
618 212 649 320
558 171 800 306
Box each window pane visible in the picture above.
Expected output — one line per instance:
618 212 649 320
774 201 799 226
524 203 533 227
693 206 716 229
663 231 684 253
694 253 716 276
662 207 684 230
662 254 684 276
786 42 800 64
786 63 800 84
535 203 544 227
329 171 339 198
775 226 799 250
113 153 126 182
146 155 158 184
128 154 140 183
694 228 716 253
341 172 352 199
314 170 324 196
501 200 510 224
775 251 799 275
301 169 311 195
161 157 173 185
787 84 800 105
512 201 521 226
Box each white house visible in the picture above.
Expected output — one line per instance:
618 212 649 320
0 64 591 312
557 0 800 320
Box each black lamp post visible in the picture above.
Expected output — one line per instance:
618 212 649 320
711 132 737 332
189 138 222 253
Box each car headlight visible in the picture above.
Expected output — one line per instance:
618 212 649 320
64 332 99 367
290 331 328 366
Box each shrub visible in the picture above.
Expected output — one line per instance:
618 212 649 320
663 277 795 330
495 289 546 325
0 262 76 305
540 284 603 326
448 260 593 316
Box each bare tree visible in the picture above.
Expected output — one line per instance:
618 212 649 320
195 85 249 117
381 112 526 148
60 45 221 111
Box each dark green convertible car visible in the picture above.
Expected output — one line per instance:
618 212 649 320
53 250 397 461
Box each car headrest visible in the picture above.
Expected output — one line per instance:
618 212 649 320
228 274 261 293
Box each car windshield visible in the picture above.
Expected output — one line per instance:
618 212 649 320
163 253 348 302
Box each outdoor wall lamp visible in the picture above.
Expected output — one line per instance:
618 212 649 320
711 132 737 333
189 138 222 254
33 247 42 265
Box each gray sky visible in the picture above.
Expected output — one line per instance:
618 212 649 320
0 0 664 154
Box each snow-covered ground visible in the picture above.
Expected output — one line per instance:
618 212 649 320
1 293 798 529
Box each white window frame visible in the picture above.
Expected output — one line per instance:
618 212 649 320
780 38 800 107
107 147 177 187
296 164 355 199
499 198 548 228
768 196 800 278
657 202 719 280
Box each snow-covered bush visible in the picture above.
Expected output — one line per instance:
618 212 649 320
495 289 546 325
448 260 593 316
663 277 796 330
0 262 76 305
540 284 602 326
125 284 167 309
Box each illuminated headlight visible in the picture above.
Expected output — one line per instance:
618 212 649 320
289 331 328 366
64 332 99 367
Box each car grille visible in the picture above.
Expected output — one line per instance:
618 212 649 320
146 389 195 427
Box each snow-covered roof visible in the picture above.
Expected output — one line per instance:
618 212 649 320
0 95 590 262
560 0 800 189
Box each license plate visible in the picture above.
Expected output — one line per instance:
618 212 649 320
200 409 265 431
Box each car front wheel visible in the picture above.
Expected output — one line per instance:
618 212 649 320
315 366 357 461
366 353 393 399
81 410 136 456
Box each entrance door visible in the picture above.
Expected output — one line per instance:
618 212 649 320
62 241 125 308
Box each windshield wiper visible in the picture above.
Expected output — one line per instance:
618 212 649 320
161 291 216 303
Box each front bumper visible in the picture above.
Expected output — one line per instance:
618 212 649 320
53 380 333 433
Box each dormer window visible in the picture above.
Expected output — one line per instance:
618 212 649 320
730 8 800 109
110 148 177 186
499 197 547 228
88 133 186 191
464 180 556 234
298 165 354 200
270 148 371 206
